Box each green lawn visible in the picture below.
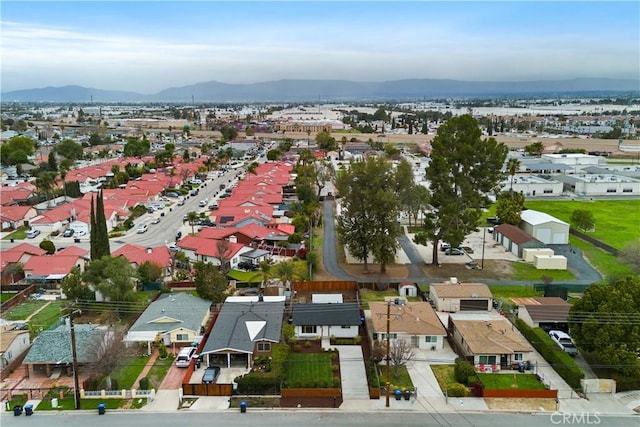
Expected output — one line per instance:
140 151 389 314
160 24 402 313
3 300 49 321
284 353 335 388
525 199 640 250
145 356 174 389
227 270 263 283
477 372 545 390
358 290 419 309
28 301 66 331
112 356 150 389
1 292 17 303
378 364 415 391
512 262 576 281
488 285 543 300
570 236 633 280
3 226 28 240
34 397 145 411
430 364 456 391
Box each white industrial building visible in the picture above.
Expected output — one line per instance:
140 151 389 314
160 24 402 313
520 209 570 245
553 174 640 196
499 175 564 197
541 153 605 172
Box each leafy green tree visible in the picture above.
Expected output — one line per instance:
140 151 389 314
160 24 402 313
54 139 84 160
315 131 337 151
193 261 228 302
570 276 640 390
373 106 388 121
35 172 57 203
63 181 82 198
418 114 507 265
0 136 35 166
60 267 94 301
266 149 281 161
336 157 401 273
138 261 163 283
84 256 137 303
524 141 545 156
39 239 56 254
570 209 595 232
123 136 151 157
47 152 58 172
220 125 238 141
495 191 525 225
88 133 103 146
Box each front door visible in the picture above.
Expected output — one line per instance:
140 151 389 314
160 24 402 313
411 335 419 347
500 354 508 367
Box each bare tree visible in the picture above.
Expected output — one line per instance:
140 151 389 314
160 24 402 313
389 338 415 379
216 239 233 274
85 326 133 390
620 239 640 274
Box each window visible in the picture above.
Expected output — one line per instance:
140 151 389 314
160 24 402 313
478 355 497 364
606 188 617 193
381 333 397 340
176 334 189 341
623 188 633 193
514 353 523 361
257 342 271 352
424 336 437 343
340 325 351 329
302 325 317 334
543 189 553 194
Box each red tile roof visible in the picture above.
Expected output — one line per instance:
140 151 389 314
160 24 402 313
112 244 172 268
177 236 245 259
23 255 82 276
56 246 89 258
0 189 33 206
0 205 34 222
5 243 47 256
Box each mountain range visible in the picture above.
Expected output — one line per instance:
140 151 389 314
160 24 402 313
2 78 639 103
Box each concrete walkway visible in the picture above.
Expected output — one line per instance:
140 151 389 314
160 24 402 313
336 345 370 400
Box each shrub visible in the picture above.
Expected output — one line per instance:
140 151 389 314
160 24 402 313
39 239 55 254
158 342 168 359
293 344 301 352
139 377 150 390
304 340 312 348
446 383 470 397
454 358 476 384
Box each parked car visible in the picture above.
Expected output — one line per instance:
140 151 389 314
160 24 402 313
190 190 199 196
75 230 87 237
190 179 203 185
136 224 149 234
202 366 221 384
461 246 474 254
445 248 465 256
168 244 179 252
177 199 185 206
208 203 218 210
238 261 258 271
198 219 216 227
26 229 41 239
440 243 451 251
166 192 179 198
151 217 161 224
63 228 75 237
549 330 578 357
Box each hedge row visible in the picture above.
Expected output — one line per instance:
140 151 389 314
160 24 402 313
515 318 584 389
364 359 380 389
235 373 281 394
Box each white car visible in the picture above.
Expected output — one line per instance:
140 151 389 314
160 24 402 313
548 330 578 357
151 217 161 224
190 179 203 185
26 229 41 239
198 200 207 207
136 224 149 234
75 230 87 237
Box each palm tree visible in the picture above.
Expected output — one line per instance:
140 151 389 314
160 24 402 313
507 158 521 191
35 172 57 206
187 211 199 235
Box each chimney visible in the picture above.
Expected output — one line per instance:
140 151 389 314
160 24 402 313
146 247 152 254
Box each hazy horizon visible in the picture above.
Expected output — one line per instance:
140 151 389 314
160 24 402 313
2 1 639 94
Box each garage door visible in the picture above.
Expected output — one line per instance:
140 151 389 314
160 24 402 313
535 228 552 244
552 232 567 244
460 299 488 311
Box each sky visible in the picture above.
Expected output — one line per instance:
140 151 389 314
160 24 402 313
1 1 639 94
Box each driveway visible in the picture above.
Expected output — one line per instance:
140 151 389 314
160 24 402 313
336 345 369 400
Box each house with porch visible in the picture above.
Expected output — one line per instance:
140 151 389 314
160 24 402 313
290 303 361 340
369 302 447 350
199 296 285 369
0 205 37 230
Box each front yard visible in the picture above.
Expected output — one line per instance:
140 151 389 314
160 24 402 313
476 372 546 390
283 352 339 388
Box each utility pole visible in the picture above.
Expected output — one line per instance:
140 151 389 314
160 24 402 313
67 308 82 409
308 217 313 281
385 301 391 408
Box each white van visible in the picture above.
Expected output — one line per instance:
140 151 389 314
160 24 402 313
175 346 196 368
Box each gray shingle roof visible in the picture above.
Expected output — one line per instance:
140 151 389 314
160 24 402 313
291 303 361 326
23 324 106 364
201 300 285 354
128 293 211 335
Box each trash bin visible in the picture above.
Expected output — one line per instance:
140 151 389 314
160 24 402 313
24 404 33 416
13 405 22 416
97 403 106 415
240 401 247 413
394 389 402 401
404 390 411 401
74 238 80 243
518 362 525 373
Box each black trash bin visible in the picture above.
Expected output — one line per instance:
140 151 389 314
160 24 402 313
518 362 525 373
98 403 105 415
13 405 22 416
24 404 33 416
404 390 411 401
394 389 402 401
74 238 80 243
240 401 247 413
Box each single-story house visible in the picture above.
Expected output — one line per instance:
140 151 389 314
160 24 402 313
520 209 570 245
0 325 30 372
23 253 87 281
125 293 211 355
23 323 107 377
513 297 571 332
0 205 38 230
290 303 362 339
493 223 545 258
176 236 252 268
429 280 493 312
200 296 285 369
449 314 533 370
113 244 173 277
369 302 447 350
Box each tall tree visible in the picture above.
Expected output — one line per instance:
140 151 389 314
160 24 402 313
90 195 97 260
417 114 507 265
506 158 521 191
495 191 525 225
84 256 136 303
0 136 35 166
54 139 84 160
336 157 401 273
93 190 110 258
193 261 228 303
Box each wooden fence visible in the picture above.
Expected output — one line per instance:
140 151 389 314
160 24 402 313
0 284 35 315
280 387 343 408
183 383 233 396
293 281 357 292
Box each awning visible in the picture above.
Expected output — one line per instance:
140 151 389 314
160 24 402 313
125 331 160 342
47 274 67 280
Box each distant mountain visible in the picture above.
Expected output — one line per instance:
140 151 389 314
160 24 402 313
2 78 639 103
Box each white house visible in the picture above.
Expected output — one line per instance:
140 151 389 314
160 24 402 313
369 302 447 350
290 303 361 339
520 209 570 245
0 325 31 371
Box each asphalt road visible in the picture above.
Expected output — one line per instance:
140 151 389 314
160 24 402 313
0 411 633 427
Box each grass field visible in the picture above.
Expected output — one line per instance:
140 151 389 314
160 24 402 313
146 356 174 389
28 301 65 331
430 364 456 391
488 285 543 300
512 262 576 281
227 270 263 283
525 199 640 250
378 364 415 391
570 236 633 279
0 292 17 303
2 226 28 240
3 300 49 321
284 353 334 387
477 372 546 390
358 289 419 309
112 355 150 389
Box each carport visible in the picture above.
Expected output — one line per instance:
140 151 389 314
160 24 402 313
124 330 162 355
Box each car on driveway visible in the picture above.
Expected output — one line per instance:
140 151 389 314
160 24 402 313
549 330 578 357
136 224 149 234
75 230 87 237
445 248 465 256
63 228 75 238
202 366 221 384
26 229 41 239
238 261 258 271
